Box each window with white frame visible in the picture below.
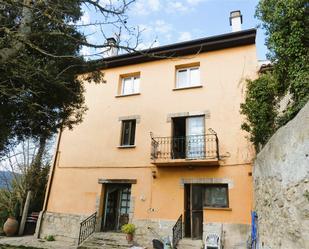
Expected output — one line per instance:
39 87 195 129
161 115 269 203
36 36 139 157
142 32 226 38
176 66 200 88
121 75 140 95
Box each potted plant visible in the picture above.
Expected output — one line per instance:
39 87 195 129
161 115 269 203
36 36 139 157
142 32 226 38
121 223 136 242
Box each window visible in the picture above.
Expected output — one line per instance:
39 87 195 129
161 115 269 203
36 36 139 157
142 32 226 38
121 75 140 95
120 120 136 146
176 66 200 88
203 184 229 208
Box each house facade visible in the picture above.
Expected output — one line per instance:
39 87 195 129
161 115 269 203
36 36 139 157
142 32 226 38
37 15 258 248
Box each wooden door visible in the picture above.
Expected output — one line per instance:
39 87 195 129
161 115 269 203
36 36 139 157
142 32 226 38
184 184 203 239
104 189 119 231
191 184 203 239
184 184 191 237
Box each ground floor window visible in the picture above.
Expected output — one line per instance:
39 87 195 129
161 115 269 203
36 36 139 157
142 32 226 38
203 184 229 208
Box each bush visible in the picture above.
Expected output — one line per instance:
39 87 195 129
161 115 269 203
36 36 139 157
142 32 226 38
121 223 136 234
44 235 55 241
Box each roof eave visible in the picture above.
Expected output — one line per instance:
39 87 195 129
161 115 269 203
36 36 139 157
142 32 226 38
87 28 256 71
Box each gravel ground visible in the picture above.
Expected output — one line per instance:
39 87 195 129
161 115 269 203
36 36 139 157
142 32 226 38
0 236 76 249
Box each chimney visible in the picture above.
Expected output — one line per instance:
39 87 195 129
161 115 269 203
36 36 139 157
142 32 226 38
229 10 243 32
105 37 118 57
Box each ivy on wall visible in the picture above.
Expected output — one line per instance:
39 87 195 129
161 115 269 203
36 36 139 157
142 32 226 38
241 0 309 151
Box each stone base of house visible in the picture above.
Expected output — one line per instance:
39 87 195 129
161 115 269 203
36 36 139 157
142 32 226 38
35 212 250 248
204 222 250 249
132 218 175 248
132 219 250 249
35 211 87 244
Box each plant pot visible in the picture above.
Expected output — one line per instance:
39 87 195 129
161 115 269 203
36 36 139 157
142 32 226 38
3 217 19 236
126 233 133 242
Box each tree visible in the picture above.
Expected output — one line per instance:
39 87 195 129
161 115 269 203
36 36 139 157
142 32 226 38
0 138 52 226
0 0 138 155
241 0 309 150
256 0 309 125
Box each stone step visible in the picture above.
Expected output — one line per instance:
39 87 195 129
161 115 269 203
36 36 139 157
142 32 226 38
78 232 134 249
177 238 203 249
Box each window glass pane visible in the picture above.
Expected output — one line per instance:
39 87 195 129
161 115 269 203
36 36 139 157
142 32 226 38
121 121 131 145
133 77 140 93
129 120 136 145
203 185 228 208
177 69 188 88
122 76 140 95
186 116 205 159
121 120 136 146
122 77 133 95
190 67 200 86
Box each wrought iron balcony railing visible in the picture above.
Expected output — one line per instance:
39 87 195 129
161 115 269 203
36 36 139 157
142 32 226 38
151 130 219 162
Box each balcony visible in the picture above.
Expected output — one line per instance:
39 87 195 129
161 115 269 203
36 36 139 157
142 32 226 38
151 130 219 167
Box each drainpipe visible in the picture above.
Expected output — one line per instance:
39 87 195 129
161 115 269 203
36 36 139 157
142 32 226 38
36 127 63 238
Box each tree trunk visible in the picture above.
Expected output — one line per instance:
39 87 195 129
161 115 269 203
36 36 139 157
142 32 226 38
32 136 47 170
0 0 33 63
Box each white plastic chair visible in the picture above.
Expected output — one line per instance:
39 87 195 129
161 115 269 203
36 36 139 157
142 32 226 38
204 233 221 249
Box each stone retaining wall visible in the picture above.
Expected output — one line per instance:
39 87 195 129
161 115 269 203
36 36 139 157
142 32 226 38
203 222 250 249
254 102 309 249
132 218 175 248
37 212 87 243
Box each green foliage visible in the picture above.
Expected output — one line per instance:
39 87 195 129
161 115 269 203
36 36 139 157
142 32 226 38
256 0 309 120
121 223 136 234
0 206 9 231
0 1 91 155
44 235 55 241
241 73 277 150
0 138 51 225
241 0 309 149
0 181 21 218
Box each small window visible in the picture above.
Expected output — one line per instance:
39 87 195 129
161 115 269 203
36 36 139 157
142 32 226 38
121 76 140 95
121 120 136 146
203 184 229 208
176 67 200 88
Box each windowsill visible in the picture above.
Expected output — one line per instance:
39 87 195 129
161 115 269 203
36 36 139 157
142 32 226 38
115 93 141 98
203 207 232 211
173 85 203 91
117 145 136 149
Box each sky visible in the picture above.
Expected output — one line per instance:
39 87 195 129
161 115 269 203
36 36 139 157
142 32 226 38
81 0 268 60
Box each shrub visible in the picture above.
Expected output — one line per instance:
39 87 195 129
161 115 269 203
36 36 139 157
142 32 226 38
121 223 136 234
44 235 55 241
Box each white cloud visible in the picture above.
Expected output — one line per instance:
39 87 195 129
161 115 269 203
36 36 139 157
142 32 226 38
148 0 161 11
79 11 90 25
80 46 92 59
186 0 205 5
166 1 187 13
137 40 160 50
178 31 192 42
154 20 172 34
133 0 206 16
134 0 161 15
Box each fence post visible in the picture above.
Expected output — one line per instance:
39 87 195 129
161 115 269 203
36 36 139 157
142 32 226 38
18 190 32 236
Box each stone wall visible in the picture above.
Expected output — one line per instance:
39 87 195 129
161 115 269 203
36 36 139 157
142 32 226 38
253 102 309 249
203 222 250 249
132 218 175 248
37 212 87 243
133 219 250 249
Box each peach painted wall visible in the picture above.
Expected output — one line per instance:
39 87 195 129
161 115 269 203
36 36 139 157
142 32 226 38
46 44 257 225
